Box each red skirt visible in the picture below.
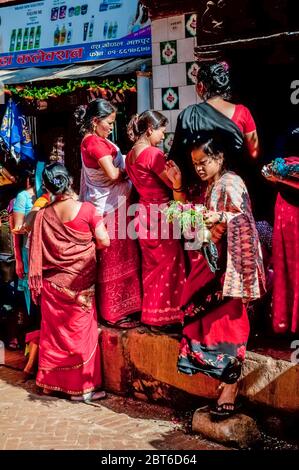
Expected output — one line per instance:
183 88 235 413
136 204 186 326
36 280 102 395
96 206 142 324
272 192 299 334
178 240 249 384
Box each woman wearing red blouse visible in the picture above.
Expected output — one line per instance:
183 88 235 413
126 111 186 332
75 99 142 328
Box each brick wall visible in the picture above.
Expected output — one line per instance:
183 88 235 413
151 12 199 153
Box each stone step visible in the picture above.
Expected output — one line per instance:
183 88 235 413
100 326 299 413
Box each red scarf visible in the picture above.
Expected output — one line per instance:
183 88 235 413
29 205 96 303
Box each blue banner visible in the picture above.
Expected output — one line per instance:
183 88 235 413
0 27 151 69
0 99 35 162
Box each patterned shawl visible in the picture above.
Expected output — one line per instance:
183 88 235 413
206 171 266 301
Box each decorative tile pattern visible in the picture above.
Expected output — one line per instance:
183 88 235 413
162 87 179 110
185 13 197 37
186 61 199 85
163 133 175 154
160 40 177 65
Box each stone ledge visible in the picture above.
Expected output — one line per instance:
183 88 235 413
100 326 299 413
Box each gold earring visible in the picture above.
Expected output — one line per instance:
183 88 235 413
92 123 97 133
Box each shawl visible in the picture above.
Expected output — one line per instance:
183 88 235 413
29 205 96 303
207 171 266 301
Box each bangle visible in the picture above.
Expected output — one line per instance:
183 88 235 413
173 186 184 192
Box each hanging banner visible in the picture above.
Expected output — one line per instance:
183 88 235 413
0 0 151 69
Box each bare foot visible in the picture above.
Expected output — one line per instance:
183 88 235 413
217 382 238 409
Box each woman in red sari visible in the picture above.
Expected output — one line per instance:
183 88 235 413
29 163 110 401
126 111 186 332
75 99 142 328
166 136 265 419
262 155 299 334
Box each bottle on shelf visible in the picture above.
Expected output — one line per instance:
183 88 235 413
67 23 73 44
88 15 94 39
107 22 113 39
15 28 23 51
83 22 89 41
59 24 66 45
9 29 16 52
28 27 35 49
34 25 41 49
54 25 60 46
112 21 118 38
103 21 108 39
22 28 29 50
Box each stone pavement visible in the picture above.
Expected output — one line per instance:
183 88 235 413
0 351 228 451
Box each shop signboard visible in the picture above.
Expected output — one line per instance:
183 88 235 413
0 0 151 69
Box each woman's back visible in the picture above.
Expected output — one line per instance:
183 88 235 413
126 146 171 204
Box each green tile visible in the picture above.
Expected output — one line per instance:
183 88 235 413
163 133 175 153
160 40 177 65
186 61 199 85
185 13 197 37
162 87 179 110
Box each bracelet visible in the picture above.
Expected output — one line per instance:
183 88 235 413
173 186 185 192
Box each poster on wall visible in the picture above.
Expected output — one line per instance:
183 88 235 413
0 0 151 69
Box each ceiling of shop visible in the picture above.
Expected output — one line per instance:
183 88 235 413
0 57 152 84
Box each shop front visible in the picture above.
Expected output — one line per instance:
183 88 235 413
0 0 152 188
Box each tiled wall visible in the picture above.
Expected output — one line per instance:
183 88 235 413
151 13 199 153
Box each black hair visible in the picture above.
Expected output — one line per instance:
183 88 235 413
18 169 35 190
192 136 226 158
191 134 229 173
197 61 231 100
74 99 117 135
127 110 168 142
43 162 71 195
134 1 149 24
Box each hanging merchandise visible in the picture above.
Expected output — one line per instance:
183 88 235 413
0 99 35 162
4 78 137 102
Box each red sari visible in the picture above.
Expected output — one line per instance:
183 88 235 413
126 147 186 326
29 203 102 395
80 135 142 324
178 172 265 383
271 157 299 334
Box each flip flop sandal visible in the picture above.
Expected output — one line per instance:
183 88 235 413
209 402 241 420
70 390 106 403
